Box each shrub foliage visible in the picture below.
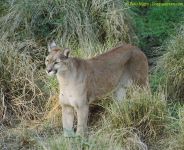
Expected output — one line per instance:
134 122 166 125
159 25 184 100
0 0 135 52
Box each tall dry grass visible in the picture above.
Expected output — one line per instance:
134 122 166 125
158 25 184 100
0 39 49 123
0 0 136 53
38 88 171 150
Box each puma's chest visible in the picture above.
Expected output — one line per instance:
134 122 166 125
59 83 87 108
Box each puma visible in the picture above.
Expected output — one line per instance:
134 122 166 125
45 41 149 137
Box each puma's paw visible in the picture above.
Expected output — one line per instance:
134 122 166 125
63 128 75 138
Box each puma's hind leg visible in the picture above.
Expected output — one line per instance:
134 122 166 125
113 71 133 101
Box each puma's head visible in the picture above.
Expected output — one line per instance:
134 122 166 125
45 41 71 76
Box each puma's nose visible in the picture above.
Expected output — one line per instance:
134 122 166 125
47 69 52 73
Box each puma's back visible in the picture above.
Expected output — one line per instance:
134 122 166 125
85 44 149 99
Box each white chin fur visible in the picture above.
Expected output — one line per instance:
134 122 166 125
47 71 56 76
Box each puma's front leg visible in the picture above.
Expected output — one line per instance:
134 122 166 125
62 105 75 137
76 104 89 137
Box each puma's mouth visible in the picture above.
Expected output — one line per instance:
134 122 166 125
47 69 58 76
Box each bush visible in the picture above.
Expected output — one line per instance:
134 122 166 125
158 25 184 100
0 0 135 53
132 5 184 58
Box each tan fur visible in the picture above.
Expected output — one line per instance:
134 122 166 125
45 42 149 137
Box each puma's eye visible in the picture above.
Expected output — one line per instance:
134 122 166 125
54 61 60 65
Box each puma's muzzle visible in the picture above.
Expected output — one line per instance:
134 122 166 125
47 68 52 73
46 67 57 76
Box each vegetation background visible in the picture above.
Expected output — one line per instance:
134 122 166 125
0 0 184 149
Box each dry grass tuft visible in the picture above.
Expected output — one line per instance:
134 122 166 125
43 94 62 128
102 87 169 144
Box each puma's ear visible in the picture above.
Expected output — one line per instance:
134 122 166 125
63 48 70 58
48 41 57 52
